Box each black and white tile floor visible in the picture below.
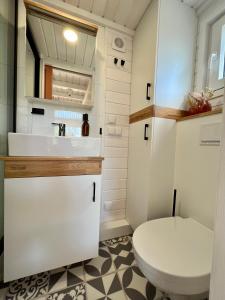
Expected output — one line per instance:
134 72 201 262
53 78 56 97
0 235 164 300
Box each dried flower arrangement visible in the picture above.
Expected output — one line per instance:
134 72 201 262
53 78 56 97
187 88 214 115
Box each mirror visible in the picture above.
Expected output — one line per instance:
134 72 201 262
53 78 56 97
25 7 96 109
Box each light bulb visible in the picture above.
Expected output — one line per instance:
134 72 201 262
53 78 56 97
63 29 78 43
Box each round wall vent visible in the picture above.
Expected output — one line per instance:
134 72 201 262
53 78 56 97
112 36 126 53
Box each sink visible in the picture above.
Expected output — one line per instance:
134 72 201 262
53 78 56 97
8 133 101 156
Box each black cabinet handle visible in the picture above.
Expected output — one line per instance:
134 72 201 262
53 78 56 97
144 124 149 140
93 182 96 202
146 83 151 100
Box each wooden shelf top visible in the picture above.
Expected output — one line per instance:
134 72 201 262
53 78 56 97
177 108 223 122
0 156 104 162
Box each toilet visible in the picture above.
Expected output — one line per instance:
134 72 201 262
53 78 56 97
133 217 213 300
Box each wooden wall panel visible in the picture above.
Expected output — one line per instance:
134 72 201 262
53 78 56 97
44 65 53 99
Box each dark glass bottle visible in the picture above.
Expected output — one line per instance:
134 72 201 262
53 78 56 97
82 113 89 136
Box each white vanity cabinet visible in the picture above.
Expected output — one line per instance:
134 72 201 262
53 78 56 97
4 174 101 281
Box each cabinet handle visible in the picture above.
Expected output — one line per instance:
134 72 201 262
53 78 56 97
144 124 149 140
146 83 151 100
93 182 96 202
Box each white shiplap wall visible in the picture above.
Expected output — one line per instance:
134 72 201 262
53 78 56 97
102 29 132 223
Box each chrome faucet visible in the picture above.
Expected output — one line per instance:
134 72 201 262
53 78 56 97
52 123 66 136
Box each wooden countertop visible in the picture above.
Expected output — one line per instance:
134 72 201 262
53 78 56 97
0 156 104 161
0 156 104 178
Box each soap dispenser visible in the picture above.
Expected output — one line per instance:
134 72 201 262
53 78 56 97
82 113 89 136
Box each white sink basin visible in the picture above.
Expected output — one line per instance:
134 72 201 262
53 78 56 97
8 133 101 157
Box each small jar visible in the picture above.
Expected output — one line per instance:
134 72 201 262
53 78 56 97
82 113 89 136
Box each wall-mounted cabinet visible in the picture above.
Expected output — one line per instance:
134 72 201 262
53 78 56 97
130 0 159 114
130 0 197 113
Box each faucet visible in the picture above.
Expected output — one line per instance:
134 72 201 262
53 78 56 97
52 123 66 136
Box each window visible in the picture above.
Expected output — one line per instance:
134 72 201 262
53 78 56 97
207 14 225 89
219 24 225 80
54 110 82 137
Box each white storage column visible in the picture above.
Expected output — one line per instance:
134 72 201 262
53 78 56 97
127 118 152 230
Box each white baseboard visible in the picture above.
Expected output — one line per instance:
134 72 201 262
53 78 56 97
100 219 133 241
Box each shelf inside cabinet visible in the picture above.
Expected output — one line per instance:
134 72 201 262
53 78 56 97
27 97 93 110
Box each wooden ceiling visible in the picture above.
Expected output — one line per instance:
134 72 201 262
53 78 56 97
27 0 209 68
59 0 208 30
60 0 151 30
28 13 96 70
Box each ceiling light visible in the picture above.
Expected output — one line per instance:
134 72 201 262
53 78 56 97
63 29 78 43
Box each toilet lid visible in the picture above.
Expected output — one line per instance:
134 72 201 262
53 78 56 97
133 217 213 279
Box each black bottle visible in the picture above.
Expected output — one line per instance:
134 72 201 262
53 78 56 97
82 113 89 136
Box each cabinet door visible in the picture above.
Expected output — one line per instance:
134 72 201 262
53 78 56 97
127 119 152 230
130 0 159 113
4 175 101 281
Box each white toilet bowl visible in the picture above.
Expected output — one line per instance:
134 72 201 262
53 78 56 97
133 217 213 300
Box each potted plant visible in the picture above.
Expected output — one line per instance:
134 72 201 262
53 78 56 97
187 88 214 115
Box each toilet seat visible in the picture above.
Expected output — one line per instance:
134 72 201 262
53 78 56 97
133 217 213 296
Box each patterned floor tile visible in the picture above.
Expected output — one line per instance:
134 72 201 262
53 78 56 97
48 263 84 293
6 272 49 300
84 248 115 281
102 236 132 247
47 283 86 300
99 241 106 249
0 236 164 300
86 272 126 300
107 237 135 271
118 266 156 300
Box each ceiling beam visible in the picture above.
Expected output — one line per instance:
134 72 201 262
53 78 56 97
24 0 98 34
